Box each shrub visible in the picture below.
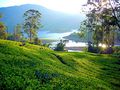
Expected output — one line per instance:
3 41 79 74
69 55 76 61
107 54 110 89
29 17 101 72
54 40 65 51
34 37 42 45
43 43 51 48
113 46 120 53
112 46 120 58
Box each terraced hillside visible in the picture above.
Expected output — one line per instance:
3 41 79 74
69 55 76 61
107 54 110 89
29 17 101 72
0 40 120 90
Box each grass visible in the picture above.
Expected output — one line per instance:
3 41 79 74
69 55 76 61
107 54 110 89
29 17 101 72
0 40 120 90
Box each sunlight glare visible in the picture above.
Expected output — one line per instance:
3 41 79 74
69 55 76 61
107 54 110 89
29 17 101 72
99 43 107 48
0 0 87 14
66 40 87 47
39 0 86 14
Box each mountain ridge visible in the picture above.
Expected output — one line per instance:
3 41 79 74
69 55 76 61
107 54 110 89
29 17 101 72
0 4 85 37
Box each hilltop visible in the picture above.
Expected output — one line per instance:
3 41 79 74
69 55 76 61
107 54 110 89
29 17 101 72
0 40 120 90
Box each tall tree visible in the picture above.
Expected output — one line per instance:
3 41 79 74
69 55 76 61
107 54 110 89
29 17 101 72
79 20 93 42
85 0 120 29
14 24 22 41
0 14 2 18
108 0 120 29
23 9 42 42
0 14 7 39
82 0 119 49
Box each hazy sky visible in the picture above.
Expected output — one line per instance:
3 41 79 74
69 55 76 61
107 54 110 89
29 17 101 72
0 0 87 14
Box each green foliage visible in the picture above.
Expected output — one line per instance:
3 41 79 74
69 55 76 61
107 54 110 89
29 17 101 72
0 14 7 40
55 40 65 51
34 37 42 45
93 25 103 46
79 20 88 38
0 40 120 90
0 22 7 39
82 0 120 51
7 33 14 40
23 9 42 42
43 43 51 48
14 24 23 41
113 46 120 58
0 13 2 18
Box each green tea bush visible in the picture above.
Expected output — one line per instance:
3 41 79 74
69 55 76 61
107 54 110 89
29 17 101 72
0 40 120 90
113 46 120 58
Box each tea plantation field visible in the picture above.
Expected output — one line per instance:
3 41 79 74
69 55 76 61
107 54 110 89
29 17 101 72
0 40 120 90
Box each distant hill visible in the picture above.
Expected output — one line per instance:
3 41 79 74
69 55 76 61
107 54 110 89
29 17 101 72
64 32 120 44
63 32 92 42
0 4 85 35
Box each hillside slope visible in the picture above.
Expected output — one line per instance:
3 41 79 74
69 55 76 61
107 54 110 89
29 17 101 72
0 40 120 90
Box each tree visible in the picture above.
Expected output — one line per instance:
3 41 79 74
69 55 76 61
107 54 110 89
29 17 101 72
92 25 103 47
43 43 51 48
82 0 119 50
23 9 42 42
108 0 120 29
79 20 94 43
55 40 66 51
34 37 42 45
0 13 2 18
0 14 7 39
79 20 88 38
14 24 22 41
84 0 120 29
7 33 14 40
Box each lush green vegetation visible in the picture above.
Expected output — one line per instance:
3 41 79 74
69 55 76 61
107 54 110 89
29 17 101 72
113 46 120 58
79 0 120 54
0 40 120 90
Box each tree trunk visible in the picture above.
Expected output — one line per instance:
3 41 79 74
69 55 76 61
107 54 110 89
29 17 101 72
30 29 32 42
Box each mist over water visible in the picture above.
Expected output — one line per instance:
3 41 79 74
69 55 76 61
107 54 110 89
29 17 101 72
38 29 79 39
51 40 87 47
38 29 87 48
65 40 87 47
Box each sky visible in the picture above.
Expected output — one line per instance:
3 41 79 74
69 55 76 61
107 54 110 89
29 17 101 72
0 0 87 14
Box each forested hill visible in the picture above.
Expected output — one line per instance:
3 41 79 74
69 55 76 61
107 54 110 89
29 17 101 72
0 4 85 34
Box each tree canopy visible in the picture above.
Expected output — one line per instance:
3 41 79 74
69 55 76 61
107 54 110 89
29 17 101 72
79 0 120 53
23 9 42 42
0 14 7 39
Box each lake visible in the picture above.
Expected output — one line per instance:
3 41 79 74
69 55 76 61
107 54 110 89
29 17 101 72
50 40 87 52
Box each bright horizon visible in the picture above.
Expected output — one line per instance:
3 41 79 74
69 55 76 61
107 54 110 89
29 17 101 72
0 0 87 14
